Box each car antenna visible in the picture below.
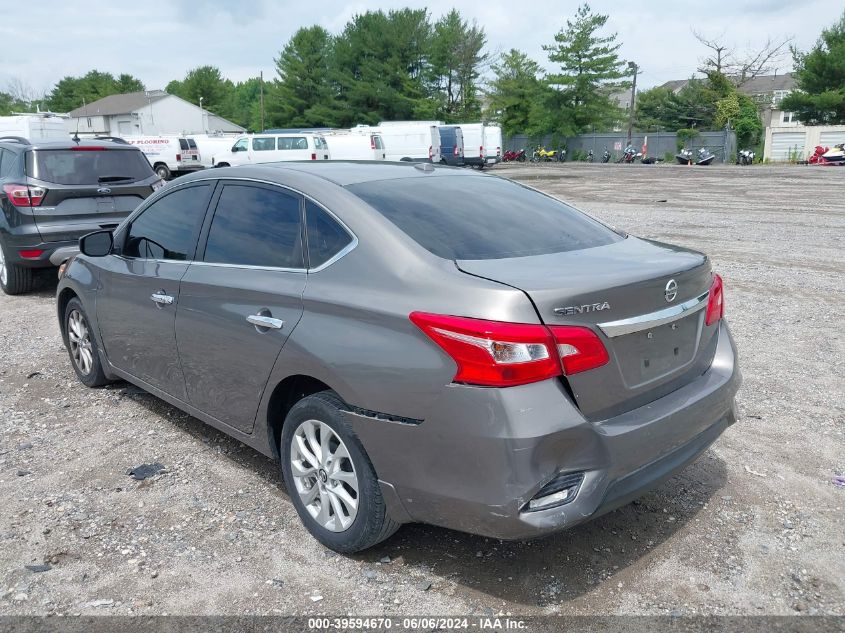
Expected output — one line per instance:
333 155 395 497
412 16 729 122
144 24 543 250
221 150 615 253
73 97 86 143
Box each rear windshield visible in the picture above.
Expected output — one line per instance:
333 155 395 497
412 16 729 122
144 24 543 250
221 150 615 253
179 139 189 150
26 149 153 185
347 176 622 260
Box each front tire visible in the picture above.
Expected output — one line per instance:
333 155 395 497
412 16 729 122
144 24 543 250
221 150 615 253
281 391 400 553
64 298 110 387
0 240 34 295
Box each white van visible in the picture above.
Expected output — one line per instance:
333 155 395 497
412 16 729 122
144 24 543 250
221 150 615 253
325 131 386 160
484 125 503 165
458 123 489 168
124 136 203 179
192 134 243 168
213 133 331 167
0 114 68 142
364 123 442 162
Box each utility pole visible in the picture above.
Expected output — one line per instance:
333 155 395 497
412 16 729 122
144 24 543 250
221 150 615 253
199 96 204 133
260 71 265 132
626 61 638 146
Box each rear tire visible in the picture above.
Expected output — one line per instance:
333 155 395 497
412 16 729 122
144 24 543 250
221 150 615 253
281 390 400 553
64 298 110 387
0 240 34 295
154 163 171 180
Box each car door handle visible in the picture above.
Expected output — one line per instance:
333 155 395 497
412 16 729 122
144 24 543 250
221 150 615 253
246 314 284 329
150 292 174 306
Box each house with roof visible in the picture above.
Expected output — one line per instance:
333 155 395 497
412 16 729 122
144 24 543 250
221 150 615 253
66 90 244 137
659 73 799 127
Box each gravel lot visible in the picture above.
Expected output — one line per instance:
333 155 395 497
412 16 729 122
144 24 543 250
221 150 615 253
0 163 842 617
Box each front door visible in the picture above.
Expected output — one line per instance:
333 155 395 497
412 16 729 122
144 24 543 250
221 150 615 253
175 182 307 432
96 183 213 400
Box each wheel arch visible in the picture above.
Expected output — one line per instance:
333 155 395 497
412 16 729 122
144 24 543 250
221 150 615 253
265 374 337 460
57 287 79 339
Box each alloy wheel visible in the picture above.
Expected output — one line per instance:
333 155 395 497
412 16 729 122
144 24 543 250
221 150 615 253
67 309 94 375
290 419 359 532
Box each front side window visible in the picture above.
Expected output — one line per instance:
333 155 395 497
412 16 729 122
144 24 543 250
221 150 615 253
232 138 248 151
123 184 211 260
306 201 353 269
203 184 304 269
253 137 275 151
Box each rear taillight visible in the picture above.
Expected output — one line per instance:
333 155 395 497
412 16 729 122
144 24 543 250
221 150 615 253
3 184 46 207
176 153 182 162
549 326 610 375
497 146 501 156
70 146 107 151
311 153 317 160
480 145 484 157
428 145 433 160
370 136 376 150
453 146 459 156
19 249 44 259
409 313 608 387
705 274 724 326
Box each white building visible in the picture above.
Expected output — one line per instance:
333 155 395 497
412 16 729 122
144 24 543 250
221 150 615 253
66 90 244 137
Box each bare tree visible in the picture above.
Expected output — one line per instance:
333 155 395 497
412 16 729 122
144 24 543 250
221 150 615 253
5 77 48 109
693 30 793 85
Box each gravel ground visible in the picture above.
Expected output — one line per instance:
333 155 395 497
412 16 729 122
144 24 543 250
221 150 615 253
0 163 842 617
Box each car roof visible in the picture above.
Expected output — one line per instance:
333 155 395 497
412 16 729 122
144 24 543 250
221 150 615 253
0 139 140 151
186 161 486 187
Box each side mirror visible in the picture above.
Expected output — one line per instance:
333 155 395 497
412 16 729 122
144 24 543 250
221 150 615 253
79 230 113 257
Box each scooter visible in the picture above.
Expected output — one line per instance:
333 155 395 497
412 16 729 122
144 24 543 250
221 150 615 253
503 149 527 162
586 149 594 162
601 147 611 163
737 149 755 165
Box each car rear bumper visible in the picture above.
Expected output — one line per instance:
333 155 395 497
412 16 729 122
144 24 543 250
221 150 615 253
346 320 740 540
1 234 80 269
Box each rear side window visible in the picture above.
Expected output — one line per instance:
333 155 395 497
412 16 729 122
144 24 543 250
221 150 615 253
306 201 353 268
347 176 622 260
278 136 308 150
178 139 189 151
314 137 328 150
203 184 304 269
26 149 153 185
124 184 211 260
253 137 275 151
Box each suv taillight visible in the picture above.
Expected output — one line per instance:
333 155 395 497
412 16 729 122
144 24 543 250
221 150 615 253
3 184 46 207
705 274 724 326
176 153 181 162
409 313 608 387
311 153 317 160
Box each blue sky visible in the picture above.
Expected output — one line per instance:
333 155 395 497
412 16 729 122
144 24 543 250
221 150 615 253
0 0 835 98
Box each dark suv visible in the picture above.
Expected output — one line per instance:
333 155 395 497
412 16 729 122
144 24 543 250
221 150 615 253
0 136 161 294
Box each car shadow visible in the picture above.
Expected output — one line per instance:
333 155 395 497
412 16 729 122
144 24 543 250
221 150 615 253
118 386 726 606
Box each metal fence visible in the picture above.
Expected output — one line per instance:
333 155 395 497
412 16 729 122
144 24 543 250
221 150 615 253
505 130 736 163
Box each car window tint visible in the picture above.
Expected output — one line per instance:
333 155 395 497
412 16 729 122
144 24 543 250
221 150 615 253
253 137 275 151
347 176 622 260
306 201 353 268
124 185 211 260
179 139 189 150
203 185 304 269
278 136 307 150
26 149 153 185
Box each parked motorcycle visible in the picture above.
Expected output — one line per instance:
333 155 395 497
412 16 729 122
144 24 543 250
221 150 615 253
737 149 755 165
676 147 715 166
601 147 611 163
532 146 565 162
503 148 527 162
617 144 642 163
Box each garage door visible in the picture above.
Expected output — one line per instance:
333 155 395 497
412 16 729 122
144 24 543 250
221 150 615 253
769 132 806 161
820 131 845 147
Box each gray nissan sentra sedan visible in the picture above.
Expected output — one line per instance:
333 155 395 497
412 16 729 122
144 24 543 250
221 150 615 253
56 162 740 553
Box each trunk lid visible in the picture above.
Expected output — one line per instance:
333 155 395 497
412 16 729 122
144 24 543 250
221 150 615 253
457 236 719 420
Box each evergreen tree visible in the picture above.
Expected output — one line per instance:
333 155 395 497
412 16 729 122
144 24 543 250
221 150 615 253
166 66 229 113
486 49 545 137
543 4 630 135
429 10 486 120
780 11 845 124
47 70 145 112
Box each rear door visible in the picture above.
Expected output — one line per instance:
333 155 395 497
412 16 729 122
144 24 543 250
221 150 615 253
175 181 306 432
25 147 154 242
97 183 213 400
